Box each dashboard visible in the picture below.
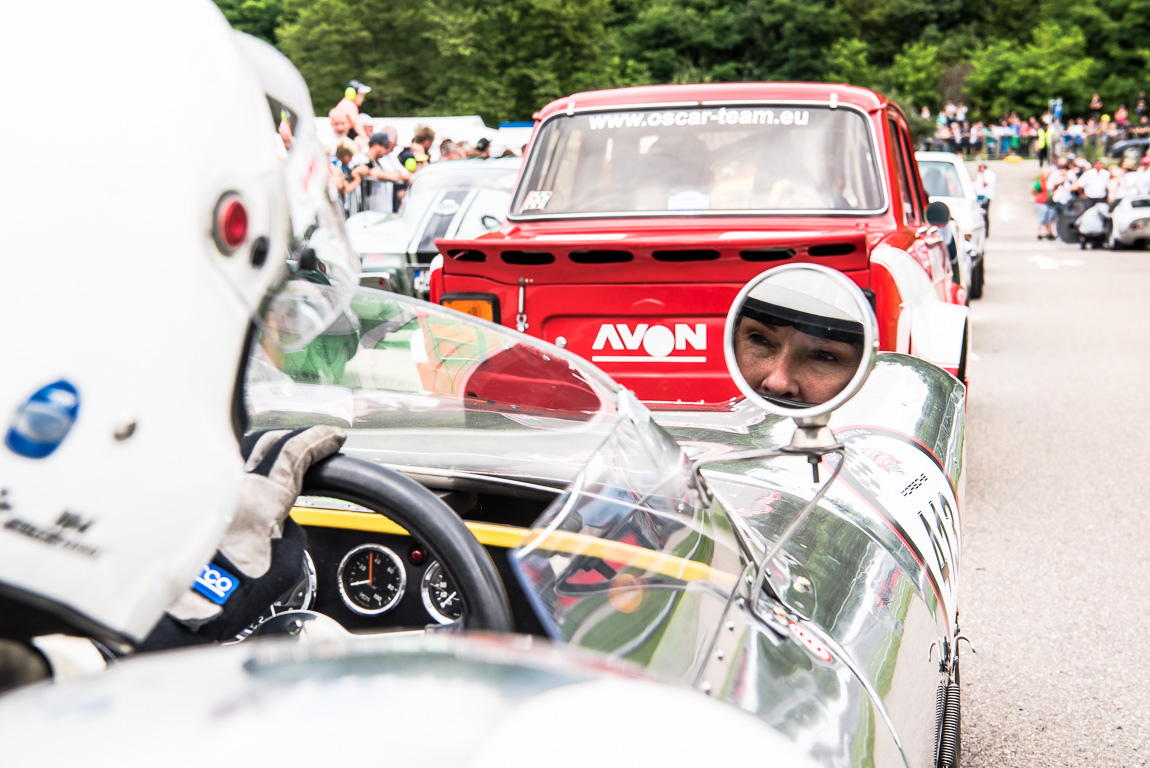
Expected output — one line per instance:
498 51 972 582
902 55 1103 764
280 486 555 636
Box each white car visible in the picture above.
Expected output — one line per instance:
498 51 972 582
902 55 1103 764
942 213 974 304
1109 195 1150 249
917 151 987 298
347 157 520 296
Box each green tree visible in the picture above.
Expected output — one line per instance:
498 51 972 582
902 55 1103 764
965 23 1094 120
277 0 617 124
837 0 975 66
745 0 849 81
980 0 1042 48
277 0 419 118
886 42 944 113
242 0 1150 134
1092 0 1150 114
617 0 754 84
214 0 283 44
433 0 621 121
826 38 879 90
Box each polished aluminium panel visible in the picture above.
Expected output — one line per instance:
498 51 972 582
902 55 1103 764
654 353 965 767
705 593 907 768
703 474 948 767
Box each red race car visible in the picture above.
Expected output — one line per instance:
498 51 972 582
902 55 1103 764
432 83 969 403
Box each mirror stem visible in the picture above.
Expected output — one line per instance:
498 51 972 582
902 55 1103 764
780 414 842 483
749 444 846 626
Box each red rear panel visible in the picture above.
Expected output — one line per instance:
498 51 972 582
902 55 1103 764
437 227 869 402
538 283 735 402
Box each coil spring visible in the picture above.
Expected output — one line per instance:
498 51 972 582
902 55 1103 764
938 681 961 767
935 682 947 742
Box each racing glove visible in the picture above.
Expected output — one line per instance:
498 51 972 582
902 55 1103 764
139 425 346 651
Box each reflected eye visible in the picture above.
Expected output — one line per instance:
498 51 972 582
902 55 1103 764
745 329 779 352
811 349 842 365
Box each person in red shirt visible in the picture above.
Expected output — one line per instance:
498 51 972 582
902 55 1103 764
1033 167 1056 240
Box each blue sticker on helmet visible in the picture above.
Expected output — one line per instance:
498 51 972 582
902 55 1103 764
193 562 239 606
5 381 80 459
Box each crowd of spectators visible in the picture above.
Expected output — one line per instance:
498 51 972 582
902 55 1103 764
921 91 1150 162
913 90 1150 250
1033 152 1150 247
323 80 516 216
923 102 1051 160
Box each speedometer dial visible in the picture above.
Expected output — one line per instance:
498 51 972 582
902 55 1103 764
421 560 464 624
337 544 406 615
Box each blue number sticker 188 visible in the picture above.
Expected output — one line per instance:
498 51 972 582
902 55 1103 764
193 562 239 605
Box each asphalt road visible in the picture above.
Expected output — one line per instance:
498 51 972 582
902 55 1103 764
962 158 1150 766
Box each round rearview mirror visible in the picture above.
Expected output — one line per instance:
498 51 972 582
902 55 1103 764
926 200 951 227
724 263 879 419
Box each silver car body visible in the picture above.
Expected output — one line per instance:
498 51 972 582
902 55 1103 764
916 152 987 261
0 288 965 767
349 157 520 295
1109 194 1150 247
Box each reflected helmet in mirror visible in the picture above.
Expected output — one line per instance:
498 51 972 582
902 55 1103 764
739 279 865 346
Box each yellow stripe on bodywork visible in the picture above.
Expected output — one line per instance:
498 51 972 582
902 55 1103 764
291 506 737 586
521 529 739 586
290 507 529 548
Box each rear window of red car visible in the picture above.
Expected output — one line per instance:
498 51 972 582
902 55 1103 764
511 104 884 218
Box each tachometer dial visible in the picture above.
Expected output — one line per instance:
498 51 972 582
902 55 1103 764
421 559 464 624
337 544 406 615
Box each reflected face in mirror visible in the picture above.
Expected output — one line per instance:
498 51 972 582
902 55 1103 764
733 311 863 406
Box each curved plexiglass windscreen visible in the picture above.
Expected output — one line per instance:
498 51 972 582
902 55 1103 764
246 284 745 661
510 414 746 671
511 105 884 217
255 94 360 354
246 288 634 486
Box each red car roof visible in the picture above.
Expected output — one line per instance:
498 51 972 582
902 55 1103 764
533 82 890 120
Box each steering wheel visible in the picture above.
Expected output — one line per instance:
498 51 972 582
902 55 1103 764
301 454 514 633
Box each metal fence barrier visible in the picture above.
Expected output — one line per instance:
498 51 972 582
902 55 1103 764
342 178 407 218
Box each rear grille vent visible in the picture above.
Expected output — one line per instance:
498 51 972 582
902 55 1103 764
501 251 555 265
448 249 486 262
740 248 795 262
569 250 634 264
652 249 720 262
808 243 858 257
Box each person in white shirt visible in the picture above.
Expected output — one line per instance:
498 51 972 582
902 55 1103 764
1044 159 1077 241
972 162 997 235
1074 201 1110 249
1046 160 1067 194
1052 172 1076 205
1111 162 1140 206
1134 157 1150 195
1074 159 1111 203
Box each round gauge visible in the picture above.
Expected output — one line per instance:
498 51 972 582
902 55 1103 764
421 560 464 624
233 551 318 642
337 544 406 615
282 550 318 613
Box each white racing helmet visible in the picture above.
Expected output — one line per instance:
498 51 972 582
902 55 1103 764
0 1 357 646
